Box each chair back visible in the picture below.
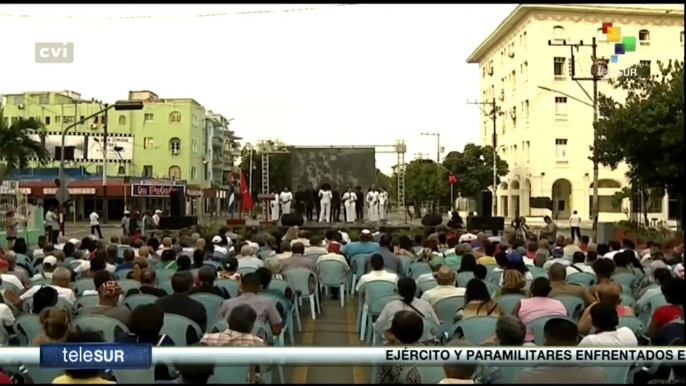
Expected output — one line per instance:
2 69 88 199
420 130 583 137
408 262 432 279
13 314 41 346
284 268 317 296
117 246 134 259
161 313 203 346
367 294 399 316
117 269 133 280
75 278 96 297
487 270 503 284
237 267 257 276
553 295 585 320
618 316 646 337
158 281 173 296
527 315 576 346
114 369 155 384
0 281 21 293
639 294 668 326
124 294 159 310
74 314 130 342
251 319 275 344
350 254 371 279
304 252 325 266
117 279 142 294
497 293 526 314
317 260 347 286
190 293 225 329
398 255 414 276
215 279 240 298
433 296 465 327
484 281 499 298
75 295 100 314
528 267 547 277
567 272 595 288
418 279 438 295
209 366 249 384
361 280 397 304
26 367 64 384
449 315 498 344
155 269 176 283
456 272 475 288
611 273 636 293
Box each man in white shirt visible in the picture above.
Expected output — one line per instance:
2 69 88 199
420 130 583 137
274 241 293 260
458 232 477 244
566 251 594 277
544 248 571 270
305 236 328 256
421 266 465 306
366 187 379 223
602 240 622 259
316 242 349 268
578 303 638 346
279 187 293 215
211 236 229 256
237 245 264 269
7 267 76 306
355 254 398 306
153 209 162 227
562 237 581 257
0 259 24 290
569 210 582 243
89 210 103 239
378 188 389 221
30 256 58 282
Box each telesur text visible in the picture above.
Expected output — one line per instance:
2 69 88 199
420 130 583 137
40 344 152 370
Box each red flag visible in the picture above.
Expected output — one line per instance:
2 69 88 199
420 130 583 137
239 171 253 211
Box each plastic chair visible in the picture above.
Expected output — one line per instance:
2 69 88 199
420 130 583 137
74 314 130 342
237 267 257 276
155 269 176 283
433 296 465 328
159 280 173 296
408 262 432 279
457 271 475 288
639 294 667 326
0 281 21 293
116 269 133 280
484 281 499 298
553 295 585 320
365 294 400 344
260 290 296 346
418 279 438 296
567 272 595 288
75 295 100 314
448 316 498 344
124 294 159 310
117 246 134 259
398 255 413 276
30 279 50 288
621 294 636 307
399 365 445 384
251 320 283 383
75 278 96 296
527 315 576 346
601 366 632 384
528 267 547 277
618 316 646 337
161 313 203 346
13 314 40 346
216 279 240 298
317 260 348 307
284 268 320 321
487 270 503 284
497 293 526 315
612 273 636 293
209 366 250 384
190 293 225 330
114 369 155 384
117 279 141 294
304 252 325 266
356 280 397 337
26 367 64 384
349 253 372 297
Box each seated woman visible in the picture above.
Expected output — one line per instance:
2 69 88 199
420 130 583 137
497 269 528 297
647 277 683 337
512 277 567 343
33 307 72 345
126 268 167 297
458 279 504 320
579 283 635 335
219 257 241 282
377 310 427 384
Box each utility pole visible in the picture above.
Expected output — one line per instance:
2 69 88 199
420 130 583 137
102 103 109 223
468 98 499 216
549 37 605 239
420 132 441 162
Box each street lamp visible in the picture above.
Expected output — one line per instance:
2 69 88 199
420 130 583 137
57 100 143 236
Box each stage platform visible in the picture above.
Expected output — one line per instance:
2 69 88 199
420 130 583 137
274 222 414 232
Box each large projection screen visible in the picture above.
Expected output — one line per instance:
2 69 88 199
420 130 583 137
290 147 376 190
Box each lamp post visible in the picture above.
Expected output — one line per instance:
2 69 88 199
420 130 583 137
57 100 143 236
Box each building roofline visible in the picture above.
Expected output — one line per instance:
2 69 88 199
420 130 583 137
466 4 685 63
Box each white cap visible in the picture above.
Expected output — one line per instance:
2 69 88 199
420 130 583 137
43 256 57 266
212 235 222 244
462 233 477 241
124 210 130 214
155 210 163 214
69 238 79 244
361 229 371 235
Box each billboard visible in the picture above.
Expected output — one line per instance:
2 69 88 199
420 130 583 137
290 147 376 190
28 133 133 161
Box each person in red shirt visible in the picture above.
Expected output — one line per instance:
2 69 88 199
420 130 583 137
579 235 590 252
648 277 684 337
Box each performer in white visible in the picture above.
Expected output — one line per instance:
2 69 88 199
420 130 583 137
270 190 280 222
152 210 162 227
366 186 380 223
279 187 293 215
378 187 389 221
318 183 333 223
342 186 356 223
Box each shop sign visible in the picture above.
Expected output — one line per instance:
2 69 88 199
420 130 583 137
131 184 185 197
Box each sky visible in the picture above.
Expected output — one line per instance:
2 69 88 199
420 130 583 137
0 4 518 173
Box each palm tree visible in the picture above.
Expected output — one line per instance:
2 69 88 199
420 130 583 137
0 109 50 183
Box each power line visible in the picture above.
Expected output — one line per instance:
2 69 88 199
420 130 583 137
0 4 354 20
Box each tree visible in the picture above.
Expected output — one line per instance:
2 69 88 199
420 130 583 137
594 60 684 228
376 168 393 198
238 139 292 198
0 112 49 183
402 159 449 218
441 143 509 199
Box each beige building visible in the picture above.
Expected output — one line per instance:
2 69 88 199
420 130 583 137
467 4 684 225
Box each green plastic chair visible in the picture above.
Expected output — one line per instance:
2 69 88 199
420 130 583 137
365 294 400 344
123 294 158 310
13 314 41 346
528 267 547 277
484 281 499 297
317 260 348 307
349 253 372 297
553 294 585 320
448 315 498 344
117 279 141 294
75 295 100 314
612 273 637 294
209 366 249 384
190 293 225 330
251 320 281 384
215 279 240 298
159 280 174 296
497 293 526 314
30 279 50 288
0 281 21 293
155 269 176 283
75 278 96 296
400 365 445 384
237 267 257 276
114 369 155 384
600 366 632 384
528 315 576 346
567 272 595 288
408 262 432 279
457 272 475 288
618 316 646 337
74 314 130 342
356 280 397 336
116 269 133 280
639 294 667 326
161 313 202 346
284 268 320 321
487 270 503 284
260 290 296 346
418 279 438 296
26 367 64 384
210 318 228 333
304 252 325 266
433 296 465 329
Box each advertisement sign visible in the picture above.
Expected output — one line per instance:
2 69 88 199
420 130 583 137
131 184 185 197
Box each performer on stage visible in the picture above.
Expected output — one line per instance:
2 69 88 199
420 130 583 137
378 187 389 221
331 184 341 222
366 186 380 222
318 183 333 223
312 183 321 221
354 186 364 222
295 185 307 218
342 186 357 223
279 186 293 215
305 183 315 222
270 188 280 222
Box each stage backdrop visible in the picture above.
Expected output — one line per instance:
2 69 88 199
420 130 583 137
290 147 376 190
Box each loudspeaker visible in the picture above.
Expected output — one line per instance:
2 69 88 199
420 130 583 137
281 213 304 227
477 191 493 217
421 213 443 227
467 216 505 234
169 189 186 217
159 216 198 230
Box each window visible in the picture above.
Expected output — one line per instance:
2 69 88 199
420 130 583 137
45 116 51 124
523 31 527 47
491 85 494 97
526 141 530 163
55 116 61 123
118 115 126 125
555 139 568 160
191 139 197 153
117 165 126 176
554 57 566 78
553 26 565 40
63 116 75 124
10 117 19 125
13 96 24 105
33 116 42 123
143 165 153 177
169 112 182 123
555 97 567 116
511 70 516 88
80 116 85 122
170 138 181 154
639 29 650 46
511 106 517 126
681 31 684 45
144 113 154 122
39 95 49 104
639 60 651 77
501 50 504 65
143 137 154 149
191 166 197 180
525 100 529 118
519 34 522 46
94 116 98 124
169 166 181 180
483 121 488 137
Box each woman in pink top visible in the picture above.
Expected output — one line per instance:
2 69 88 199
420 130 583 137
512 277 568 342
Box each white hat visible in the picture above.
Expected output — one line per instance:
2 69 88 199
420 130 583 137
212 235 222 244
124 210 130 214
155 209 163 214
43 256 57 266
361 229 371 235
69 238 79 244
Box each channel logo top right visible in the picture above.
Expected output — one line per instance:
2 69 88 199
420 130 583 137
601 22 636 63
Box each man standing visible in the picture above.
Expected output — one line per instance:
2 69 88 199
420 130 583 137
294 185 307 219
304 183 315 222
121 210 131 236
279 187 293 215
342 186 356 223
270 188 280 222
331 184 342 222
89 210 103 239
354 186 364 222
541 215 558 241
569 210 582 243
366 186 379 223
378 187 389 221
312 183 321 222
153 209 162 227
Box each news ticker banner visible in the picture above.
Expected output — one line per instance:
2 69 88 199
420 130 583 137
17 345 686 369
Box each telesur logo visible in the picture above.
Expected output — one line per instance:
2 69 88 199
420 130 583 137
35 42 74 63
